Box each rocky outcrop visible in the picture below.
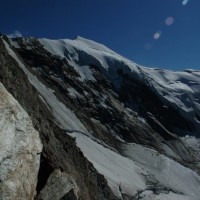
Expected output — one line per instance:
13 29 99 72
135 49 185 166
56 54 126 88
0 83 42 200
0 36 118 200
36 169 78 200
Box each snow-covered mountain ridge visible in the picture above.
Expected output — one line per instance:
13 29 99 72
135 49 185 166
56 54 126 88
12 36 200 136
0 34 200 200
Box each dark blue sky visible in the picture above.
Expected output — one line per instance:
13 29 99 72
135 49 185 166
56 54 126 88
1 0 200 70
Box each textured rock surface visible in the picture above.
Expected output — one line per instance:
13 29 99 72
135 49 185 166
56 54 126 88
0 83 42 200
36 169 78 200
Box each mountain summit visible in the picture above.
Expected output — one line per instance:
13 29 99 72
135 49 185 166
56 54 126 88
0 35 200 200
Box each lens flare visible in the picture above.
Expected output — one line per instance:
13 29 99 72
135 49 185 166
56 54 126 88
182 0 190 6
165 17 174 26
153 31 162 40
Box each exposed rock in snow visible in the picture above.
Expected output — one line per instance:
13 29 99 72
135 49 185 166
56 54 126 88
0 83 42 200
182 135 200 160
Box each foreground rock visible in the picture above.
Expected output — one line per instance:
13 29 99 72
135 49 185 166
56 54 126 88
0 83 42 200
36 169 78 200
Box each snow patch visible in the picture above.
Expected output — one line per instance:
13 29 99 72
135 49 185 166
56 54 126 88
140 191 190 200
122 143 200 200
69 132 147 197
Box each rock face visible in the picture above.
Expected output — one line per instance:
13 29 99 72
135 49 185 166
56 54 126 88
36 169 78 200
0 83 42 200
0 34 200 200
